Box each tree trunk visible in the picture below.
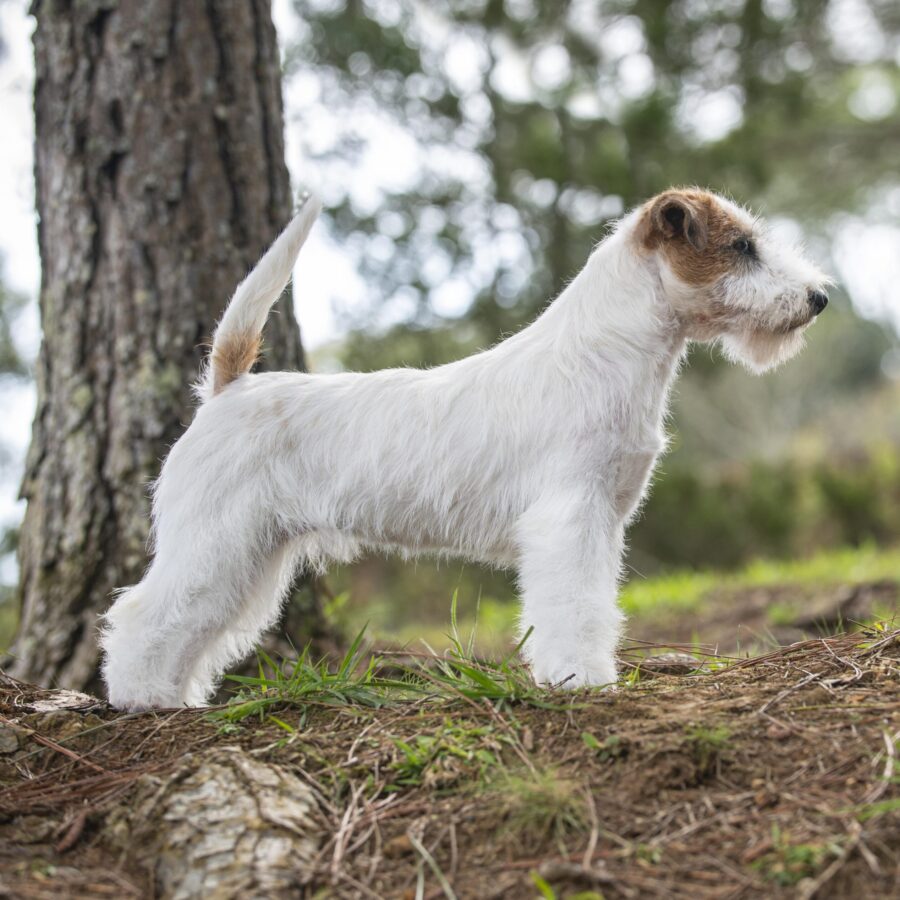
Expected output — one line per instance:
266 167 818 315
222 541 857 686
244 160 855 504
11 0 315 693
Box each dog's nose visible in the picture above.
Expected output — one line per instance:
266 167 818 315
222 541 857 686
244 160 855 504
808 289 828 314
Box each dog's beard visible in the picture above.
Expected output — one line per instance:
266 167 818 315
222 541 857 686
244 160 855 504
718 326 807 373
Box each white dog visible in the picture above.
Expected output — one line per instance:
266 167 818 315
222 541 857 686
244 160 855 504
102 187 829 710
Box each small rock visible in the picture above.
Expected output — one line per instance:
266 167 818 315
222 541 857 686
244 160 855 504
14 815 56 844
754 789 779 809
765 723 791 739
521 726 534 751
26 689 102 713
384 834 414 858
538 860 617 886
0 723 21 754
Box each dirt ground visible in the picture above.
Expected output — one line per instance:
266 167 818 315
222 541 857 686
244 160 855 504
1 625 898 899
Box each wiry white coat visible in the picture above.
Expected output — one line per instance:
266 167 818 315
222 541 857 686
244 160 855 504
102 190 828 710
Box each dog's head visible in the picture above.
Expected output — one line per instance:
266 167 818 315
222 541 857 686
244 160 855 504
635 188 830 371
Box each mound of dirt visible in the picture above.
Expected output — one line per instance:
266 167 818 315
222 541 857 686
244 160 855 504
1 629 899 899
628 579 899 651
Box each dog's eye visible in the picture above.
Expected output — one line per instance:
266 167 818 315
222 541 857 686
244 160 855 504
733 237 756 259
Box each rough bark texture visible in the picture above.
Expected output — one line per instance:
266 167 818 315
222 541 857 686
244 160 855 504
106 748 322 899
12 0 308 693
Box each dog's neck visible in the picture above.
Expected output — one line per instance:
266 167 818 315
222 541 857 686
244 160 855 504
519 226 687 429
569 227 683 355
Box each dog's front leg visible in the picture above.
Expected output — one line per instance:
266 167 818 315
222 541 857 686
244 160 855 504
515 492 624 689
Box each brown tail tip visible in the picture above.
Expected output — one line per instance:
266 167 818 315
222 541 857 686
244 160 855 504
211 333 262 394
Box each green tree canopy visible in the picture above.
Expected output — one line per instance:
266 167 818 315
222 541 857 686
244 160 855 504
288 0 899 360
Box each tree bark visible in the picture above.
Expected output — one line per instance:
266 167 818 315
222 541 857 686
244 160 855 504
106 747 323 898
11 0 311 693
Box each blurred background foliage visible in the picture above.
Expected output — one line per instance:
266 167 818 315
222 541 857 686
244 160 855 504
289 0 899 354
277 0 900 636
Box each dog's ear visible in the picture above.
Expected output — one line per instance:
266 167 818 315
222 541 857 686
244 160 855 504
644 191 709 252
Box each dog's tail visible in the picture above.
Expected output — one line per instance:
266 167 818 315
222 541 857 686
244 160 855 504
198 193 322 402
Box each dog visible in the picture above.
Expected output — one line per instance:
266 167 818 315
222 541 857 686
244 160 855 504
101 187 829 710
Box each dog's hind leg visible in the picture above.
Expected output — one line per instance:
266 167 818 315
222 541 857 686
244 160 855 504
101 573 219 711
101 521 293 711
178 541 303 706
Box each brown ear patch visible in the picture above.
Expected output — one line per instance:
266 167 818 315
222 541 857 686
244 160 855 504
637 189 745 286
649 191 709 251
212 332 261 394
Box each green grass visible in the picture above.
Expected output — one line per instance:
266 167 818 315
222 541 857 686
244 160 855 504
388 721 507 790
213 627 416 724
216 597 566 726
752 826 840 886
491 767 588 847
406 592 561 709
683 724 732 775
581 731 628 762
530 870 604 900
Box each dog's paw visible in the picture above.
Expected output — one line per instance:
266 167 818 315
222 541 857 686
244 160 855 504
107 689 179 713
105 670 186 712
531 659 618 691
107 675 214 711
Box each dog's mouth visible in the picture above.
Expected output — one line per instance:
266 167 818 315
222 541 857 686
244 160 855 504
727 310 810 338
686 298 815 340
775 313 814 334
